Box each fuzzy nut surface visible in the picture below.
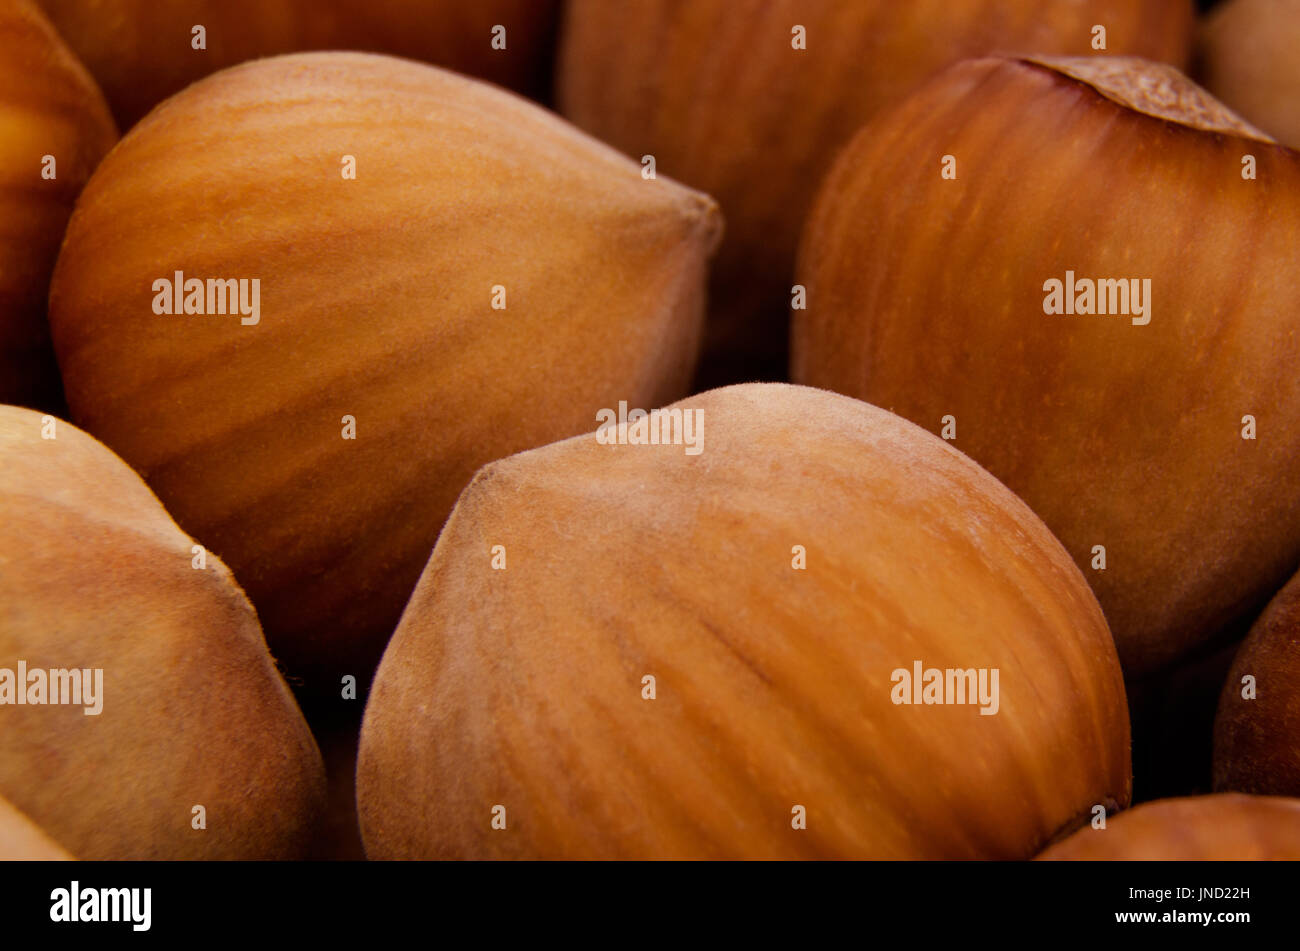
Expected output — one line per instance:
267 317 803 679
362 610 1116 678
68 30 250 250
359 383 1130 860
0 405 325 860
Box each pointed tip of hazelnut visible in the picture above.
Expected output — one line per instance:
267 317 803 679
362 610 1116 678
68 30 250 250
689 191 726 256
1020 54 1275 143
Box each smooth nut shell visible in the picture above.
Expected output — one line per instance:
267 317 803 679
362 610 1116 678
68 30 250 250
559 0 1194 381
48 52 722 692
0 406 325 859
36 0 559 128
793 55 1300 675
0 0 116 410
358 383 1130 859
1038 793 1300 859
1214 567 1300 795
